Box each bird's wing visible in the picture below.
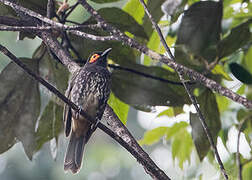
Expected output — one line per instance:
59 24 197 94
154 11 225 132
63 71 80 137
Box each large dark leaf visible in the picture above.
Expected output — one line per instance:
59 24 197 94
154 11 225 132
17 0 48 16
0 0 48 17
142 0 164 38
229 63 252 85
176 1 222 63
37 44 69 95
35 101 63 152
0 2 16 16
85 7 148 39
111 63 190 107
218 20 252 58
190 89 221 160
0 58 40 159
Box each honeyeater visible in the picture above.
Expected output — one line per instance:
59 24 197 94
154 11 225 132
63 48 112 174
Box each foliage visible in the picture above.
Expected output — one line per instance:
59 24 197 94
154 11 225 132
0 0 251 179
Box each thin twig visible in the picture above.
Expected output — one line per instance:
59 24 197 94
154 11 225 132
0 43 170 180
138 0 228 179
109 64 194 86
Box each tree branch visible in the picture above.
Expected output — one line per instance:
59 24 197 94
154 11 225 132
0 44 170 180
138 0 228 179
1 0 251 108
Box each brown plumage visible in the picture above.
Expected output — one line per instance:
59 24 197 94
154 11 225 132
63 48 112 174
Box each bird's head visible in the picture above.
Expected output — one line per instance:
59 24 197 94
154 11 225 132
86 48 112 67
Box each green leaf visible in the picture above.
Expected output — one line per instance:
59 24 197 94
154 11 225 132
218 129 229 146
123 0 145 24
0 58 40 159
90 0 122 3
166 122 188 140
211 64 232 81
176 1 222 61
139 127 168 146
223 5 235 19
229 63 252 85
157 107 184 117
237 109 252 139
139 122 188 146
111 63 190 107
124 0 164 38
172 128 193 169
243 161 252 180
218 20 252 58
216 94 230 113
138 122 192 169
244 46 252 74
237 84 246 95
190 89 221 160
237 109 248 122
108 92 129 125
243 116 252 148
85 7 148 39
35 101 63 151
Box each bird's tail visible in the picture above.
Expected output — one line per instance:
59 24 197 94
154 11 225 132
64 132 86 174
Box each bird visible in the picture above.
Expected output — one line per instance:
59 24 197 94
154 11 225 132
63 48 112 174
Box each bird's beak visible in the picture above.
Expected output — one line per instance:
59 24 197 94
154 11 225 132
101 48 112 57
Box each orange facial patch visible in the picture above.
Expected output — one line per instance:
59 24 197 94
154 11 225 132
89 54 100 63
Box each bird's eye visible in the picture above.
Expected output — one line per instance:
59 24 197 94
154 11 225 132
89 54 100 63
